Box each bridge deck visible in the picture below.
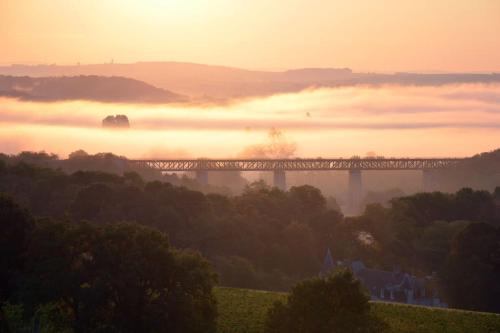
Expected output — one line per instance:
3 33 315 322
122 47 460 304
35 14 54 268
129 158 465 171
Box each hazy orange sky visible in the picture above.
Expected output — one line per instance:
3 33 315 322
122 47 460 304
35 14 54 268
1 0 500 72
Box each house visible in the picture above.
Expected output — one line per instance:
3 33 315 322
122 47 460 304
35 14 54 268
320 249 447 308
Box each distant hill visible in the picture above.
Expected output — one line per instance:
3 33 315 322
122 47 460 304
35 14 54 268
0 62 499 100
434 148 500 192
0 75 187 103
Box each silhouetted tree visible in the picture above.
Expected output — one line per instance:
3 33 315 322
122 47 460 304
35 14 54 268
0 195 33 302
23 220 218 332
440 222 500 313
102 115 130 128
265 269 387 333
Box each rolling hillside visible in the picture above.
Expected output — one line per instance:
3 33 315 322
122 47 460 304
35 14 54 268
215 287 500 333
0 75 186 103
1 62 499 100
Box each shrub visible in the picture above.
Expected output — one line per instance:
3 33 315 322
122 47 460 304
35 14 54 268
265 269 388 333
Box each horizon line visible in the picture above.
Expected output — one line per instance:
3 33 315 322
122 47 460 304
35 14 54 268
1 60 499 75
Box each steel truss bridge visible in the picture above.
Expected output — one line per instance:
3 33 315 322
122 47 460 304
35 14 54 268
129 157 465 215
129 158 464 172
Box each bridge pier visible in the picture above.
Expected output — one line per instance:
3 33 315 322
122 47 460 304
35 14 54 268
422 169 435 192
196 170 208 186
273 170 286 191
116 158 127 175
347 169 362 215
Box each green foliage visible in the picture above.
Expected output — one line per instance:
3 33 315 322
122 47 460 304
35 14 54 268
0 301 72 333
1 302 29 333
0 195 218 333
0 195 33 302
372 303 500 333
440 223 500 313
214 256 260 289
23 221 218 333
1 154 500 310
264 269 387 333
216 288 287 333
287 185 326 221
390 188 497 230
35 302 73 333
345 187 499 277
214 287 500 333
413 220 470 272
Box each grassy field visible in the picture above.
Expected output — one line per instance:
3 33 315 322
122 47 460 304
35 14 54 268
215 287 500 333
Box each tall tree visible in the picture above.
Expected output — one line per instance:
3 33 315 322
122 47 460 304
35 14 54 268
440 223 500 312
0 194 33 303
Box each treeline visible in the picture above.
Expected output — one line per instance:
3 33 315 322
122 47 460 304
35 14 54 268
346 189 500 312
0 156 342 289
3 148 500 206
1 155 499 312
0 150 247 195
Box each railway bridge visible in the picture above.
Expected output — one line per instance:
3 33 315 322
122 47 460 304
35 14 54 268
129 158 464 214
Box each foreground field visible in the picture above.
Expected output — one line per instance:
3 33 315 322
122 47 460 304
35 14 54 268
215 287 500 333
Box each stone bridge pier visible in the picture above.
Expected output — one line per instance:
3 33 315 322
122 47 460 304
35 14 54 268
273 170 286 191
347 169 363 215
196 170 209 186
422 169 436 192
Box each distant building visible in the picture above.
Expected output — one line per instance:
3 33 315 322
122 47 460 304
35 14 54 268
319 250 447 308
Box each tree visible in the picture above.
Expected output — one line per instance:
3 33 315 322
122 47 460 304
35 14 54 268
282 222 318 275
413 220 469 272
23 221 218 333
0 159 6 174
440 222 500 313
265 269 387 333
390 192 454 230
287 185 327 223
0 194 33 303
213 256 260 289
71 183 116 222
68 150 89 159
102 115 130 128
13 151 58 167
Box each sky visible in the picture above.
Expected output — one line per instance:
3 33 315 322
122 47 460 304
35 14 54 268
1 0 500 71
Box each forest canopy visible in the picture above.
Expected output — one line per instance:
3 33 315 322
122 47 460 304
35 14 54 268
0 152 499 314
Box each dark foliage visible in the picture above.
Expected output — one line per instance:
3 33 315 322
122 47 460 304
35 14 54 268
1 153 500 312
0 197 217 332
0 160 344 290
265 269 388 333
440 223 500 313
0 195 34 302
102 115 130 128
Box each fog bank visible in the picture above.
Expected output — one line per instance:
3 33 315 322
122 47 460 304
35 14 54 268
0 84 499 158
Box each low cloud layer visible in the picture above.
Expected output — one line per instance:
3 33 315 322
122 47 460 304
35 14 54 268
0 84 499 158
